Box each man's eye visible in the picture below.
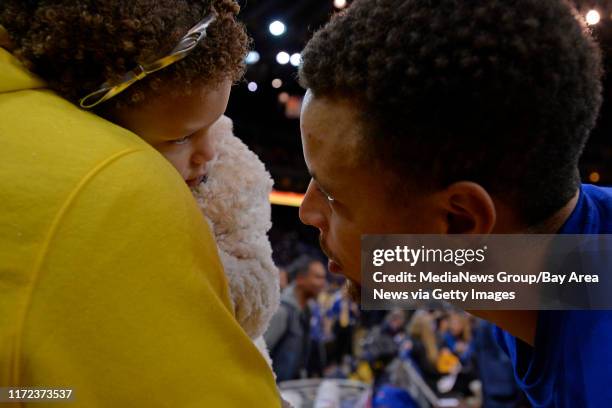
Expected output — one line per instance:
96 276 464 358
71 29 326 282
316 184 335 203
173 135 192 145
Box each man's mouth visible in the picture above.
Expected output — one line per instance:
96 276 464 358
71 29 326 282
320 237 343 274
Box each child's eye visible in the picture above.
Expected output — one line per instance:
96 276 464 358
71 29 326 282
173 134 192 145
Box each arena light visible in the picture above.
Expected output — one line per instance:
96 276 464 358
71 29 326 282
278 92 290 103
272 78 283 89
269 20 286 36
247 82 258 92
290 53 302 67
334 0 347 9
586 10 601 25
269 190 304 207
245 51 260 65
589 171 601 183
276 51 290 65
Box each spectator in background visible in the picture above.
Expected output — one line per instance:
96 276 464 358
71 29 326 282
409 311 476 398
408 311 445 391
306 297 327 377
383 309 408 339
279 267 289 291
265 255 327 381
326 285 360 366
441 312 479 397
361 320 419 408
442 312 472 363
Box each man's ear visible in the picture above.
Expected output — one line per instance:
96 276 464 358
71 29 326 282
442 181 496 234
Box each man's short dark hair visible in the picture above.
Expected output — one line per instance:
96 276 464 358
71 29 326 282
299 0 603 225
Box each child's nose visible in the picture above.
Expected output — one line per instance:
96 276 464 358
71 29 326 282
192 135 216 165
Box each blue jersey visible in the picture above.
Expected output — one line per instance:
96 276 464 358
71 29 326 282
495 184 612 407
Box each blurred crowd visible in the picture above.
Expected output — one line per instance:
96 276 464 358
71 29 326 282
265 252 530 408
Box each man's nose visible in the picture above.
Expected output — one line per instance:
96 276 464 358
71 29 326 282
299 180 328 232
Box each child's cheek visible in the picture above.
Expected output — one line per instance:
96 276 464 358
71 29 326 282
155 146 190 180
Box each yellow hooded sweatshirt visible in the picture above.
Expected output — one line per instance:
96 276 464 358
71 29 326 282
0 45 279 407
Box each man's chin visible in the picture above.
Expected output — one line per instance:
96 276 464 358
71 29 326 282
346 279 362 304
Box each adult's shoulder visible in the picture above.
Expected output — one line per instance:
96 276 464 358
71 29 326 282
0 86 187 220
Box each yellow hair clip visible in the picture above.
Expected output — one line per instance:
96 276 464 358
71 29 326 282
79 13 216 109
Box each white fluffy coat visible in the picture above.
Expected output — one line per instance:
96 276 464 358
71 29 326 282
192 116 280 346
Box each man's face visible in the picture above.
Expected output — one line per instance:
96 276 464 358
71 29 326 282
113 80 232 188
299 90 445 293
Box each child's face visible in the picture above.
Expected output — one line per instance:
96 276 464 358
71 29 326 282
113 80 232 187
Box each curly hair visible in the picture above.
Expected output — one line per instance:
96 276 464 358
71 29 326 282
299 0 603 226
0 0 249 109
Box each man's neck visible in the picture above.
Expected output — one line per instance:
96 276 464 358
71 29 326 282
492 189 580 234
528 190 580 233
472 189 580 345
